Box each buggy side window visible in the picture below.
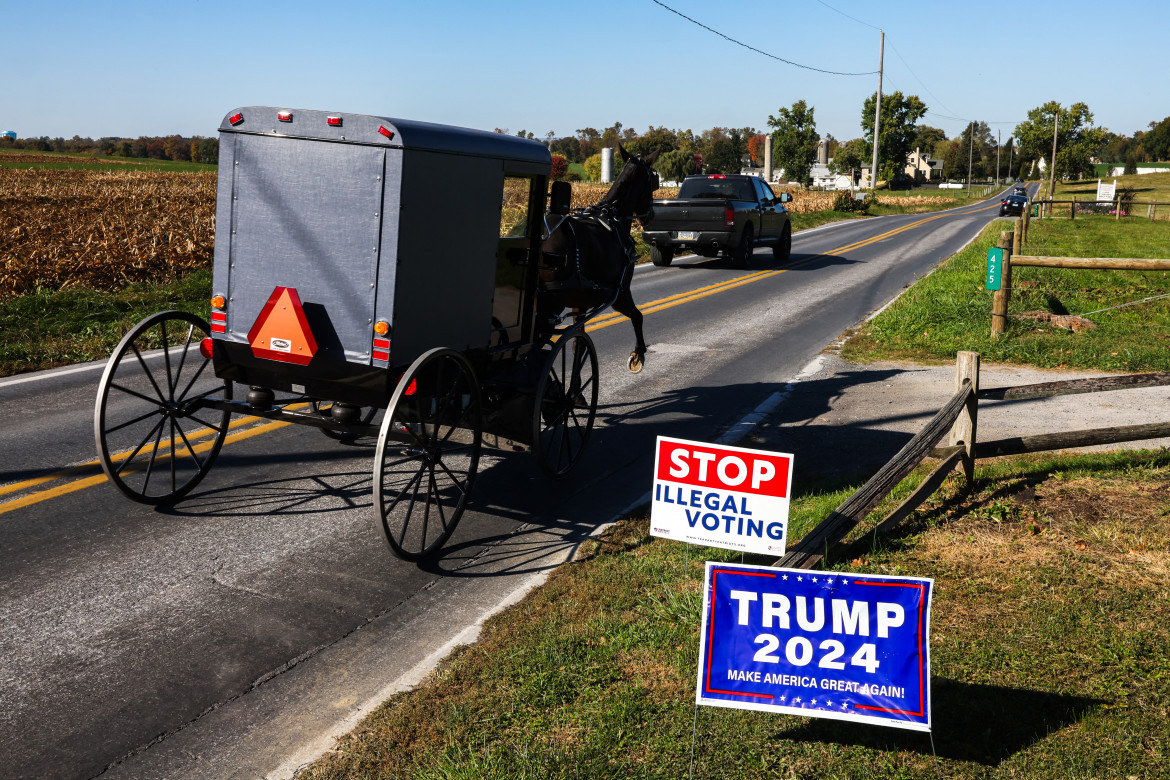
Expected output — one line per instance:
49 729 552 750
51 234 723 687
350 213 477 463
499 177 531 238
493 176 538 347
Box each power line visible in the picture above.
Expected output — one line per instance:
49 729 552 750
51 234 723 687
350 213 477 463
814 0 881 31
649 0 877 77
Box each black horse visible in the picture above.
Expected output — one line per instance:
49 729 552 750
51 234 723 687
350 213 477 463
541 144 660 372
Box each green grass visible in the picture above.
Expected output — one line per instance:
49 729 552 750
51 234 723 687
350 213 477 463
301 449 1170 779
0 270 212 376
0 148 215 173
842 214 1170 372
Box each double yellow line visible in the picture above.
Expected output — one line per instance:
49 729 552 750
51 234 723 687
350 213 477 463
4 202 996 515
0 413 291 516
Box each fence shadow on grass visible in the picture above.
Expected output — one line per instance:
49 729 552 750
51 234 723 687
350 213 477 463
778 678 1102 765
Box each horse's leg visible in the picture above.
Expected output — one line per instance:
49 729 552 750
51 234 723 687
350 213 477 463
611 286 647 373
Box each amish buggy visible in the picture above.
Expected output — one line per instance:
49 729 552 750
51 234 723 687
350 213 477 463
93 107 657 560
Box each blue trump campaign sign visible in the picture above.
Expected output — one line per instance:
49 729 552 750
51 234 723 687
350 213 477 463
697 561 933 732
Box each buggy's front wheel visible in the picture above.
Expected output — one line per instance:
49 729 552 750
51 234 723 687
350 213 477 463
373 348 482 561
94 310 231 504
532 327 598 479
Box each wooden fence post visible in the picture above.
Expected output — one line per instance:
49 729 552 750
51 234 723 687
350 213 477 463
1116 196 1122 221
1022 200 1030 243
947 351 980 485
1070 196 1075 220
990 231 1013 339
1013 220 1022 255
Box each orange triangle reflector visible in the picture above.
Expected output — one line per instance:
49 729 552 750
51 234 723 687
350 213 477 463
247 286 317 365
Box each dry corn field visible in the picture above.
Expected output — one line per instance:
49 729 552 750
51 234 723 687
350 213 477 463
0 168 216 298
3 171 963 299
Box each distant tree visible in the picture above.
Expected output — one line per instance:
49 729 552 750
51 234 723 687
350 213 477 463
829 138 868 187
626 125 679 158
1124 154 1138 174
146 139 166 159
944 121 996 180
824 133 839 158
767 100 818 185
746 133 767 166
116 140 133 157
584 152 603 181
1014 101 1107 182
1142 116 1170 161
549 135 581 162
197 137 218 165
698 127 753 174
163 135 190 161
912 125 947 154
550 155 569 180
654 149 701 183
861 91 928 184
97 137 118 156
576 127 601 160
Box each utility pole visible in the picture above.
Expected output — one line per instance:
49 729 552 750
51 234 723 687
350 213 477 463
870 30 884 190
996 129 1001 186
966 122 974 197
1049 107 1060 199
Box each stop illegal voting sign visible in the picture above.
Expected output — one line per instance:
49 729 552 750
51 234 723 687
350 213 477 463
697 561 933 732
650 436 793 555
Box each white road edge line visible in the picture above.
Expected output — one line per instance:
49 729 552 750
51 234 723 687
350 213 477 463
274 349 830 779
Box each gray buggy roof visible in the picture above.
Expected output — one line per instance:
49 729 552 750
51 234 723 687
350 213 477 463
218 107 551 166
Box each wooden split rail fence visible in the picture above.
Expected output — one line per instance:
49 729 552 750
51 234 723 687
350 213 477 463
773 351 1170 570
990 222 1170 339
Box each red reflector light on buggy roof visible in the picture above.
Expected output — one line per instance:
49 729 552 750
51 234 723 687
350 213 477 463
326 116 342 127
278 111 293 122
378 125 394 139
228 113 244 126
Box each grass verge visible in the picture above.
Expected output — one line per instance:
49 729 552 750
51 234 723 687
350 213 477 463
0 270 212 376
301 449 1170 779
841 214 1170 372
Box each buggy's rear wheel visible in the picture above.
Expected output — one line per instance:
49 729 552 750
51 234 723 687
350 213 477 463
533 327 598 479
94 310 231 504
373 348 482 561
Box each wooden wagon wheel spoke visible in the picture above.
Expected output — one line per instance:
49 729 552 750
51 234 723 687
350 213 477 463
95 311 232 505
533 327 598 479
373 348 481 561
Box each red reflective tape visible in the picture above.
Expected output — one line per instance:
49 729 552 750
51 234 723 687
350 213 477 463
210 323 226 333
373 338 390 350
211 311 226 323
372 350 390 362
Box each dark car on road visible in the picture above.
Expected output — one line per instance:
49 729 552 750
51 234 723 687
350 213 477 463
1000 194 1028 216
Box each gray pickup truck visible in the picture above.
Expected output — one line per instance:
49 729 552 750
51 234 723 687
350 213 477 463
642 174 792 268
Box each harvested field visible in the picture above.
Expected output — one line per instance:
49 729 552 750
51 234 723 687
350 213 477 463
0 168 216 297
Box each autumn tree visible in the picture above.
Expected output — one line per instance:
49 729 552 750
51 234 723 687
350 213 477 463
861 91 928 185
767 100 818 185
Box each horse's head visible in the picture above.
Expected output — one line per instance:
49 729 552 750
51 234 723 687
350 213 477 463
602 144 661 224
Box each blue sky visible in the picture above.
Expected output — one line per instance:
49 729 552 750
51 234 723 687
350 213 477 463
2 0 1166 145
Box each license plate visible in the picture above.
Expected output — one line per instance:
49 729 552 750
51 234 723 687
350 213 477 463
676 231 698 241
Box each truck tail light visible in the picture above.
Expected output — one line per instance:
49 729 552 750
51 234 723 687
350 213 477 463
724 206 735 227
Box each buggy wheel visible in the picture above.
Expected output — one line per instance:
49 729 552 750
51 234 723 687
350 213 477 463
533 327 598 479
373 348 482 561
94 310 231 504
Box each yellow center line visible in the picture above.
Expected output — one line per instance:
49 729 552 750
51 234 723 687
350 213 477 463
6 202 1000 514
0 419 292 516
0 403 316 501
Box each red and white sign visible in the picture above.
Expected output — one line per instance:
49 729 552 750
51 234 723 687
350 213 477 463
650 436 794 555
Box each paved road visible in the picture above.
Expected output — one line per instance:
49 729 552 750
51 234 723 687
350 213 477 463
0 186 1026 779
